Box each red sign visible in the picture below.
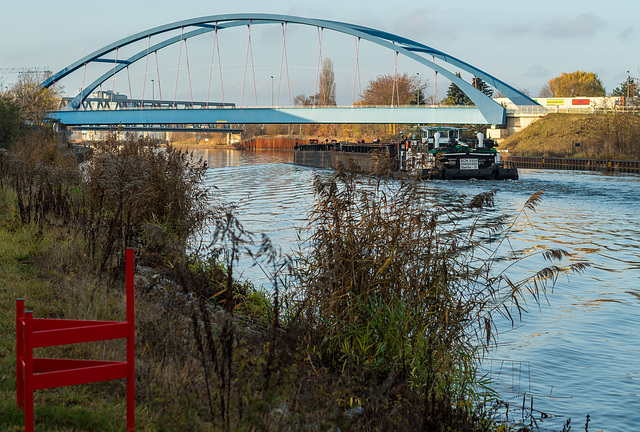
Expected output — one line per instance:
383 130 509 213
572 99 590 105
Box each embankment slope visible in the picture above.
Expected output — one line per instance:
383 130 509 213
499 113 640 159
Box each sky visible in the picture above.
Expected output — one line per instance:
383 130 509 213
1 0 638 104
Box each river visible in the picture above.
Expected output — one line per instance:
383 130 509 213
195 147 639 432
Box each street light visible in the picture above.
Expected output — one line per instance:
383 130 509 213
270 75 274 107
151 79 155 107
627 71 630 107
416 72 420 107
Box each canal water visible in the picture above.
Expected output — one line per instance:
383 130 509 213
196 148 639 432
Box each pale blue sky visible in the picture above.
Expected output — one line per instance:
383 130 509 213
2 0 638 103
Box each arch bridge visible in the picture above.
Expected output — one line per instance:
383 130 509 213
43 14 538 129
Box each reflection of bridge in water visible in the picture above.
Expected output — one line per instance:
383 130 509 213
44 14 539 132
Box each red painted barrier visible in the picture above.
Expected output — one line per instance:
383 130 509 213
16 248 135 431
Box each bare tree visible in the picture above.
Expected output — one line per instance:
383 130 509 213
318 58 336 106
538 82 553 98
293 94 314 106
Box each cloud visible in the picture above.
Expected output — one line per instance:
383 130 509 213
539 13 607 39
523 64 550 77
617 26 634 40
389 8 460 43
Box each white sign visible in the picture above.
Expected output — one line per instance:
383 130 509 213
460 158 479 170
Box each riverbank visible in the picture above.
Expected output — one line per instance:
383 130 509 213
500 112 640 159
4 137 559 431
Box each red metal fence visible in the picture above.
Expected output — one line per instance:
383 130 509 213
501 156 640 173
16 248 136 431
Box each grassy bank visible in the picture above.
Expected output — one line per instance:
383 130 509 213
0 133 587 431
500 112 640 159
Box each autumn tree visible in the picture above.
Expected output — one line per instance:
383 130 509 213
8 71 59 125
361 72 427 106
545 71 606 97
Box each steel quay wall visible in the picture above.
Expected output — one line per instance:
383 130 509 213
293 151 377 172
501 156 640 173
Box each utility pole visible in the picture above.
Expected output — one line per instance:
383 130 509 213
416 72 420 107
271 75 274 107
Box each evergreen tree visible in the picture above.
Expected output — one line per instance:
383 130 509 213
611 76 638 98
472 76 493 97
442 73 472 105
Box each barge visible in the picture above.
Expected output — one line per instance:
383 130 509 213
404 127 518 180
293 127 518 180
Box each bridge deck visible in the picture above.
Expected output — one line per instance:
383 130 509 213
51 106 506 126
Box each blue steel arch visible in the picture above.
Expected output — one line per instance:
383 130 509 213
43 14 538 122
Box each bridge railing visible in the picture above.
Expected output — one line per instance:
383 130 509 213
61 100 483 112
505 106 548 115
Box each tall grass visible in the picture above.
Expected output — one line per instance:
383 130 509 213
0 134 589 431
291 163 589 427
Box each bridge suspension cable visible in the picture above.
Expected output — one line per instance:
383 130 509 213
184 38 194 106
352 36 362 106
241 21 258 107
314 27 323 107
111 47 119 103
155 51 163 105
277 22 292 107
174 27 184 107
141 35 151 107
206 22 217 107
42 13 542 126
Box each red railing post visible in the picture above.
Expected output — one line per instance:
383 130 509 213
24 312 34 432
15 248 136 431
16 299 24 409
126 247 135 432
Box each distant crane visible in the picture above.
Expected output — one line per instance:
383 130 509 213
0 67 51 74
0 67 51 92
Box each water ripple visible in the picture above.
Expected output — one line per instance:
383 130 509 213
196 150 640 432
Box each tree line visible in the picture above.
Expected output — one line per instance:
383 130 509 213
293 58 639 108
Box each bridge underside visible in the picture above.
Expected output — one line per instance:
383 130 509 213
67 125 243 133
51 106 506 127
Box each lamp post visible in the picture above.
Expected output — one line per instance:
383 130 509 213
271 75 274 107
627 71 630 107
151 79 155 107
416 72 420 107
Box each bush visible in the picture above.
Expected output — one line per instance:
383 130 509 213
82 134 213 269
0 96 22 149
292 166 589 427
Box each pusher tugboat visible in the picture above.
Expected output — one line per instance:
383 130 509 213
401 127 518 180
